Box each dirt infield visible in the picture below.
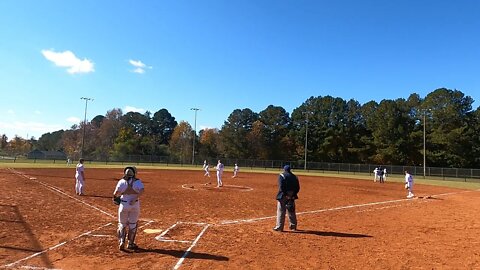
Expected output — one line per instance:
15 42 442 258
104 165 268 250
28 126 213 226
1 167 479 269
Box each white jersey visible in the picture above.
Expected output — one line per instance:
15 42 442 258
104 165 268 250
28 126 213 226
75 163 84 180
216 163 224 173
114 177 144 203
405 173 414 187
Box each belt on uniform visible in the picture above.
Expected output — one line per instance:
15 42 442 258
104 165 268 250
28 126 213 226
121 199 138 203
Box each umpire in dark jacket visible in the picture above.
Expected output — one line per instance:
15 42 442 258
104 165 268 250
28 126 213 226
273 165 300 232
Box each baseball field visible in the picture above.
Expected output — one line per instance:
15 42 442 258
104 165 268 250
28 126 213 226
1 165 480 269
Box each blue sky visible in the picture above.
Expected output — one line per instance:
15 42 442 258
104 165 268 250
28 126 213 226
1 0 479 140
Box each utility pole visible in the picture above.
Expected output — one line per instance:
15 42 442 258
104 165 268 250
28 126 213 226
80 97 93 158
303 111 310 171
191 108 200 165
423 111 426 178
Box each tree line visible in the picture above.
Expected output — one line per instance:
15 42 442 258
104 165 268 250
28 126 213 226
1 88 479 168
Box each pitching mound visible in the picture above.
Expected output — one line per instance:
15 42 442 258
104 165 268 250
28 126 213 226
181 183 253 192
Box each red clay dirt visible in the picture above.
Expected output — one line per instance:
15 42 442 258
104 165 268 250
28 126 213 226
1 167 479 269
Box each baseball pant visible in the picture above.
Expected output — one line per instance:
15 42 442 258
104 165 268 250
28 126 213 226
75 177 84 195
117 201 140 245
275 198 297 230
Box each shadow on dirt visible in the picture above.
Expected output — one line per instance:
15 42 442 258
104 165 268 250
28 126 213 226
81 194 112 199
1 204 55 268
131 248 229 261
290 229 372 238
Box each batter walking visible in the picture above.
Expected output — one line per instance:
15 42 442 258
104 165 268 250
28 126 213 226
216 160 224 187
75 158 85 195
113 166 145 251
273 165 300 232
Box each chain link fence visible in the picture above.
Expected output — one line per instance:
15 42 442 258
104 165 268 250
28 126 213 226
2 154 479 182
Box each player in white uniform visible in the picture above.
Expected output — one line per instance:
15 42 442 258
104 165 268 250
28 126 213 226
203 160 210 177
113 166 145 251
383 168 388 182
232 163 239 178
373 167 379 182
216 160 224 187
405 170 414 198
75 158 85 195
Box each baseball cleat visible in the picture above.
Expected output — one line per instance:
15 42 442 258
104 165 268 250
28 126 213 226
127 243 138 249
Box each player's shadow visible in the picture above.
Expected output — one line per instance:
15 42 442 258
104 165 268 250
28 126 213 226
133 248 229 261
290 230 372 238
82 194 112 199
417 196 443 200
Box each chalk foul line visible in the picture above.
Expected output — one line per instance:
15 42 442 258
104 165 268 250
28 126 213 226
219 189 478 225
4 223 112 268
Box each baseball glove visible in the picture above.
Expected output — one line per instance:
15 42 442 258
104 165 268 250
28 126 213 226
113 196 121 205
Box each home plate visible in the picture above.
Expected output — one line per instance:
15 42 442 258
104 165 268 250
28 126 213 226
144 229 163 234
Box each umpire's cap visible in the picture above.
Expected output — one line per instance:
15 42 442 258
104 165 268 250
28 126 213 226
124 166 137 177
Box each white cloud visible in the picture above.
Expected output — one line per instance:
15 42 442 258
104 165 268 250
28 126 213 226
0 121 64 139
67 117 81 123
128 59 152 74
200 125 215 131
124 106 146 113
41 49 94 74
133 67 145 74
129 59 146 68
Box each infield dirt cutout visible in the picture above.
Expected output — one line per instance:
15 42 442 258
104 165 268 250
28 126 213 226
1 167 480 269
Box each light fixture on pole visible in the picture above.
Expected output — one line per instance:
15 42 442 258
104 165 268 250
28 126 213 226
191 108 200 165
80 97 93 158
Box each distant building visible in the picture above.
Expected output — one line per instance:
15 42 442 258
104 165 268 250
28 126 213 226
27 150 67 160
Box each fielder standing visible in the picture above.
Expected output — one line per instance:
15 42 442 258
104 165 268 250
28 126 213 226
373 167 379 182
113 166 145 251
216 160 224 187
203 160 210 177
405 170 415 198
232 163 239 178
75 158 85 195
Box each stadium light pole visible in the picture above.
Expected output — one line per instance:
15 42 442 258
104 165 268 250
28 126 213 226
191 108 200 165
80 97 93 158
423 110 426 179
422 108 432 178
303 111 310 171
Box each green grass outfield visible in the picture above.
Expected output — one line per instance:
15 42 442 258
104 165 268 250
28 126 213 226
1 160 479 191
